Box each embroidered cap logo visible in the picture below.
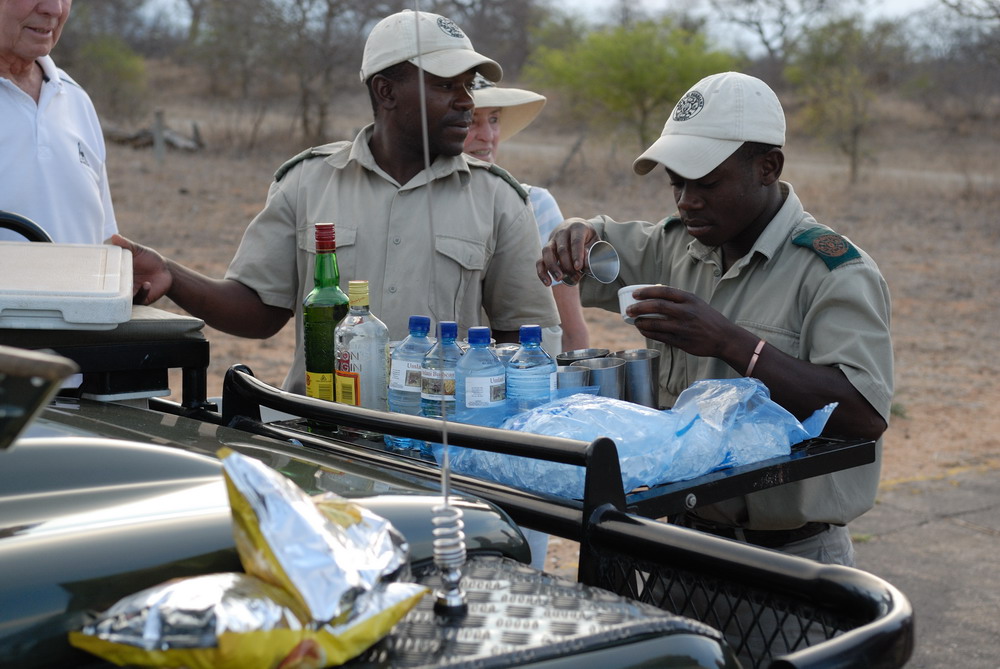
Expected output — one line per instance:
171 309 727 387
673 90 705 122
436 16 464 38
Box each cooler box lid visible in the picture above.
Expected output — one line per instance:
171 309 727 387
0 242 133 330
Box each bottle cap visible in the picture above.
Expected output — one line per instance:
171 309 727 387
438 321 458 340
467 326 491 346
408 315 431 335
314 223 335 252
348 280 369 307
518 324 542 345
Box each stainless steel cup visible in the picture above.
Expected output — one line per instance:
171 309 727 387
610 348 661 408
556 347 609 367
586 240 620 284
571 357 625 399
556 365 590 389
558 240 620 286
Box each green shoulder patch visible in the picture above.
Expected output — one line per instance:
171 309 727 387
792 227 861 270
486 164 530 203
274 147 330 182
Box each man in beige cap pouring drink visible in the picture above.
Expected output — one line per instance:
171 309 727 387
537 72 893 566
113 9 557 395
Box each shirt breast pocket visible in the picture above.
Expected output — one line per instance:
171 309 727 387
296 222 357 288
429 235 487 325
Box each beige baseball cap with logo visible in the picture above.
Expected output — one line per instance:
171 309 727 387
633 71 785 179
360 10 503 83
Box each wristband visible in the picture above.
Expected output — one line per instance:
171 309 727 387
745 339 765 378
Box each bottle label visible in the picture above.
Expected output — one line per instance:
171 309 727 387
305 371 335 402
389 359 422 392
507 367 557 412
335 370 360 406
465 374 506 408
421 368 456 401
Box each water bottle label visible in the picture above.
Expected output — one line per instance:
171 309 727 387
464 374 506 408
549 371 557 392
305 371 335 402
389 359 422 391
421 368 456 401
507 367 557 411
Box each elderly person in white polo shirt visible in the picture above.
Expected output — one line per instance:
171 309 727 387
1 0 117 243
464 76 590 356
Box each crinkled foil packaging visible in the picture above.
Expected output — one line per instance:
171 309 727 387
80 573 307 649
221 450 411 624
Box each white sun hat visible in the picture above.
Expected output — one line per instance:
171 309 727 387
470 75 547 142
633 71 785 179
360 10 502 83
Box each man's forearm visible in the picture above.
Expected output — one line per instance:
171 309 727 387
165 260 291 338
734 338 886 440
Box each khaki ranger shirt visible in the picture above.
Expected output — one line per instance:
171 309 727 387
580 182 893 529
226 124 558 394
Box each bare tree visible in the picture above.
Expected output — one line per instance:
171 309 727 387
786 16 909 183
940 0 1000 20
280 0 407 143
706 0 858 65
178 0 211 44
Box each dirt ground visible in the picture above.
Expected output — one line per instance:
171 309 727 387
105 93 999 573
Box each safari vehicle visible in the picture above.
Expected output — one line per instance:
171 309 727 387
0 227 913 669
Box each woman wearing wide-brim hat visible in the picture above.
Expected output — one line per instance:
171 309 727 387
465 76 590 356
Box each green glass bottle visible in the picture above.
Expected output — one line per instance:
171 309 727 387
303 223 349 401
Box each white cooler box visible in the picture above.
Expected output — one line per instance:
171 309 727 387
0 241 132 330
0 243 211 408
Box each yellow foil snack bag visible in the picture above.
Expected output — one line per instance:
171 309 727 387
70 449 426 667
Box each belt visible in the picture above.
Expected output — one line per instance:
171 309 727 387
676 516 831 549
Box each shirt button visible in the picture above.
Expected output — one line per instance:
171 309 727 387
713 269 721 277
388 286 397 293
393 237 401 245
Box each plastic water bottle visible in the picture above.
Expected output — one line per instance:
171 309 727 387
421 321 463 420
385 315 433 452
455 326 506 426
506 324 557 413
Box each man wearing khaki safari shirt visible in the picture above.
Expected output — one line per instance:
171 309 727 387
538 72 893 567
113 9 558 395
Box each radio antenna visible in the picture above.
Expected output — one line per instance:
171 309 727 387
410 0 467 616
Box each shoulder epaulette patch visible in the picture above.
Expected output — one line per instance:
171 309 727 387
487 164 529 203
662 214 682 229
792 227 861 270
274 147 328 182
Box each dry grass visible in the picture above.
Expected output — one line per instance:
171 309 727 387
110 83 1000 488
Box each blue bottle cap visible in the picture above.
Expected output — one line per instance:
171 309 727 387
408 315 430 335
467 326 491 346
518 324 542 345
438 321 458 340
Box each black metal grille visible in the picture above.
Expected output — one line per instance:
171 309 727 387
579 508 913 669
593 551 862 668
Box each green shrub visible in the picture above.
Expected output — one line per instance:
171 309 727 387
72 36 148 123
